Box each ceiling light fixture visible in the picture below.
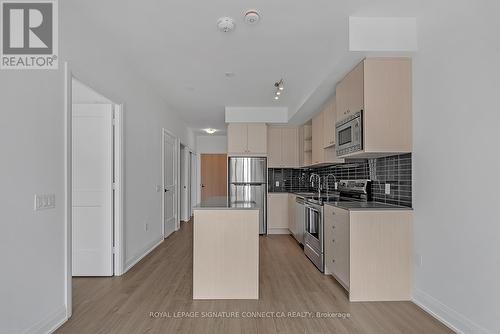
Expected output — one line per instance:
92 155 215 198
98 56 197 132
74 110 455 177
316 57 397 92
274 79 284 101
204 128 217 135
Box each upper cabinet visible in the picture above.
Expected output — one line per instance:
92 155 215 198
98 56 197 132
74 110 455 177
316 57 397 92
336 58 412 158
310 107 344 166
323 97 336 148
267 126 299 168
336 61 364 124
311 112 324 165
227 123 267 155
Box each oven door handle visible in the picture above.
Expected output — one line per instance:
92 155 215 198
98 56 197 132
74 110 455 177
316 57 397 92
305 204 320 213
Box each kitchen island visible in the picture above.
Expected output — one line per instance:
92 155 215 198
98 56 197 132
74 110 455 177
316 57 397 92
192 196 259 300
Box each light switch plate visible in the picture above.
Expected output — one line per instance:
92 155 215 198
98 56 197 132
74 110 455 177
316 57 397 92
384 183 391 195
275 181 280 187
34 194 56 211
415 253 423 267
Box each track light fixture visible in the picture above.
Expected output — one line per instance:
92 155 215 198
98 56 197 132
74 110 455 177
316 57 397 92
274 79 284 100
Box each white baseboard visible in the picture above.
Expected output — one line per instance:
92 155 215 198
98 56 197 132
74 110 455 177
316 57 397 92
22 305 67 334
124 238 163 274
413 289 491 334
267 228 290 235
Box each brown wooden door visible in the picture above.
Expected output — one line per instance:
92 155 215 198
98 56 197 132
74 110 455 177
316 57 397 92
201 154 227 201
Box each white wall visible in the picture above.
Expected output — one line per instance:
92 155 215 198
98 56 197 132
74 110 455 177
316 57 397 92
0 70 67 334
72 78 111 104
413 1 500 333
0 3 195 333
61 2 195 274
196 135 227 154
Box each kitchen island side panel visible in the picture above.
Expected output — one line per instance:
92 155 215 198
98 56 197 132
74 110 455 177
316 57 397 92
193 209 259 299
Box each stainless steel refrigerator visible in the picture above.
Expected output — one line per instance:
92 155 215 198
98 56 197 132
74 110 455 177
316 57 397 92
228 157 267 234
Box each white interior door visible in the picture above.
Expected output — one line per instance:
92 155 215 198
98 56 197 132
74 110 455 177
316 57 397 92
72 104 114 276
164 132 177 238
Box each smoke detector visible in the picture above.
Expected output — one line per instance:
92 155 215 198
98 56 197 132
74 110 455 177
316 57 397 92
217 17 235 33
244 10 261 25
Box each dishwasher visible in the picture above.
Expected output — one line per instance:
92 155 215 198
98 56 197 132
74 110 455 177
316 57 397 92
293 197 306 244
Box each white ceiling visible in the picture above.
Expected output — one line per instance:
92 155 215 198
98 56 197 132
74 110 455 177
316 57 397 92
69 0 419 134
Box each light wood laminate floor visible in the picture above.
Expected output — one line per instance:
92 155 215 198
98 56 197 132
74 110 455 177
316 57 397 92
57 221 453 334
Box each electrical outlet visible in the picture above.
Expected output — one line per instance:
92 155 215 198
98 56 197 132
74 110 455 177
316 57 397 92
34 194 56 211
384 183 391 195
334 182 338 190
275 181 280 187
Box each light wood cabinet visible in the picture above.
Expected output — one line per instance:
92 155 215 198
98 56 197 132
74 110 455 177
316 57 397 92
288 194 297 236
267 193 289 234
311 112 324 165
282 128 299 167
324 206 350 289
336 61 364 124
335 58 412 158
227 124 248 154
227 123 267 155
267 126 299 168
310 109 344 166
323 204 412 302
323 97 336 148
247 124 267 154
267 127 282 167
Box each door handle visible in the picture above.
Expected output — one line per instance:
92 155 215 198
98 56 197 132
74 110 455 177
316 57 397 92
164 189 170 192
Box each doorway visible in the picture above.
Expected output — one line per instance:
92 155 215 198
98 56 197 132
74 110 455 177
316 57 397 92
162 129 179 238
200 154 227 201
70 78 123 277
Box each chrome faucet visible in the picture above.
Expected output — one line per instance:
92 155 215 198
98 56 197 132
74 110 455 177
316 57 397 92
309 173 322 198
325 173 337 199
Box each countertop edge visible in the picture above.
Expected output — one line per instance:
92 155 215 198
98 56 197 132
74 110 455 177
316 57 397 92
193 207 259 211
324 202 413 211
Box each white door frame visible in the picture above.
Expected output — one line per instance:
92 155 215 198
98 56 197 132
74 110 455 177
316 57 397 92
162 128 180 238
64 63 125 319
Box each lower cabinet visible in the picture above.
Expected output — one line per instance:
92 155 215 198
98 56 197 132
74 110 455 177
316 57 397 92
267 193 289 234
288 194 297 236
324 204 413 302
324 206 350 289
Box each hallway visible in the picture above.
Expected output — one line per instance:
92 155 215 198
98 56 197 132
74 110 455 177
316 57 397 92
57 221 451 334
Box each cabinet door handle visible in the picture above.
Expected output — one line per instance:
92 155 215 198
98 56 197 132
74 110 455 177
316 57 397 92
332 239 335 243
332 259 335 263
332 225 336 229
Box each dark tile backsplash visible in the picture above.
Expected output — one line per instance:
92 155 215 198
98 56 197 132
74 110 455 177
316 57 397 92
268 153 412 207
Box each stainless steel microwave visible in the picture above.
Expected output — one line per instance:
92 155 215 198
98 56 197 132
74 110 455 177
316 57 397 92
336 111 362 156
